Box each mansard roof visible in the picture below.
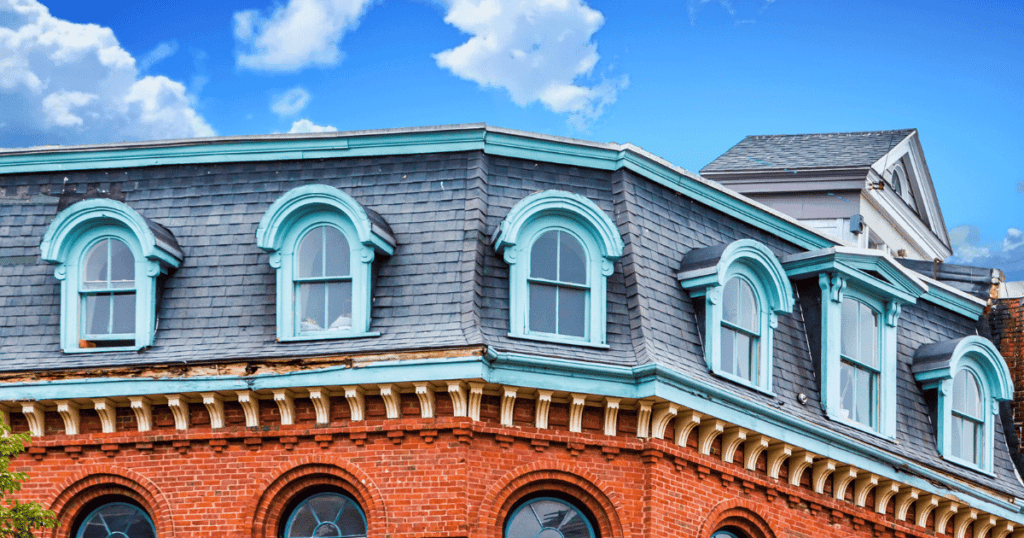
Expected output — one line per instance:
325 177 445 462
701 129 917 172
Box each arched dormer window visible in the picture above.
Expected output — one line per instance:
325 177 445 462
256 185 395 341
913 336 1014 473
40 199 183 353
493 190 623 348
679 239 794 392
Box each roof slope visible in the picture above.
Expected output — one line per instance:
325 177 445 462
702 129 916 172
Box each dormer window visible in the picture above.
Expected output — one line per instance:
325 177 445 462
528 229 588 338
951 368 984 465
295 225 352 334
839 298 880 428
720 277 760 381
81 238 137 347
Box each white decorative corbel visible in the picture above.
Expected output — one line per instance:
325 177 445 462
788 451 815 487
698 419 725 455
651 403 679 440
720 426 747 464
636 399 654 438
166 395 190 431
874 480 899 515
93 398 118 433
20 403 45 436
766 442 792 479
55 400 80 435
913 494 939 527
675 411 701 448
971 514 996 538
468 382 485 421
853 474 879 507
273 389 296 425
378 384 401 419
990 520 1014 538
343 386 366 421
536 390 553 429
953 509 980 538
894 488 919 521
201 393 225 429
308 388 330 425
128 397 152 432
832 466 857 501
568 394 587 433
448 381 468 417
602 397 619 436
235 391 260 428
743 434 770 471
414 383 435 419
500 387 517 427
811 459 836 494
934 501 959 535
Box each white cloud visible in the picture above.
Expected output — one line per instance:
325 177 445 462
949 225 1024 280
234 0 375 71
687 0 778 25
434 0 627 127
271 87 311 116
1004 228 1024 252
0 0 214 147
139 40 179 71
288 118 337 133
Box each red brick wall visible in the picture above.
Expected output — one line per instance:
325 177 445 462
992 298 1024 441
9 393 960 538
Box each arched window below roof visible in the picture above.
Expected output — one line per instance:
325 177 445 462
504 497 596 538
282 491 367 538
75 502 155 538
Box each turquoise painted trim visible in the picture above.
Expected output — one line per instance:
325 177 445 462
919 284 985 320
256 185 394 340
1 351 1021 521
783 248 927 304
39 200 182 353
494 190 623 347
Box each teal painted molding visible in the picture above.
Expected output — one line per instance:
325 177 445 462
783 248 927 304
919 283 986 320
493 190 623 347
0 126 836 254
1 350 1022 521
256 185 394 340
39 199 182 352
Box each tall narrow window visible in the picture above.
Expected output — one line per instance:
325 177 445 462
720 277 760 382
284 492 366 538
505 497 595 538
80 238 136 347
839 298 879 428
295 225 352 334
528 230 588 338
76 502 155 538
951 369 984 466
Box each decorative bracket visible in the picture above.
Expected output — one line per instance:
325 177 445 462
766 442 793 479
273 389 296 425
166 395 190 431
535 390 553 429
675 411 701 448
811 459 836 494
343 386 365 421
651 403 679 440
832 466 857 501
874 480 899 515
500 387 517 427
201 393 225 429
55 400 80 436
236 391 260 428
788 451 815 487
721 426 747 464
414 383 435 419
698 419 725 455
468 382 485 421
743 434 770 471
308 388 331 425
568 394 587 433
93 398 118 433
636 400 654 438
602 397 619 436
378 384 401 419
447 381 468 418
128 397 152 432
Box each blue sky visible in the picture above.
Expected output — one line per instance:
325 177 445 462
2 0 1022 278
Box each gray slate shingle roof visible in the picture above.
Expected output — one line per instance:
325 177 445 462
701 129 916 173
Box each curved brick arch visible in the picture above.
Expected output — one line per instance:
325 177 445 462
699 499 778 538
475 462 625 538
244 455 386 538
47 466 174 538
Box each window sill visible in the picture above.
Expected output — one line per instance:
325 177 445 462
64 345 143 354
508 332 610 349
279 331 380 342
711 369 774 396
827 411 895 441
942 454 995 477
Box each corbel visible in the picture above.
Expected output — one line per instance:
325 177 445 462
914 494 939 528
166 395 190 431
832 466 857 501
885 300 902 327
128 397 152 432
766 442 793 479
934 500 960 534
651 402 680 440
675 410 701 448
535 390 553 429
378 384 401 419
21 402 45 436
413 383 435 419
201 393 225 429
500 387 517 427
447 381 468 417
990 521 1015 538
874 480 899 515
788 451 815 487
971 515 997 538
720 426 747 464
635 399 654 438
811 459 836 494
235 391 260 428
953 509 979 538
55 400 80 436
601 396 618 435
853 474 878 507
308 387 330 425
92 398 118 433
343 386 366 421
743 434 770 471
894 488 919 521
568 394 587 433
698 419 725 455
468 382 485 421
273 389 296 425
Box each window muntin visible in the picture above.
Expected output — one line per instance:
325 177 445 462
284 492 366 538
76 502 155 538
527 229 588 339
951 369 984 466
505 497 595 538
295 225 353 334
720 277 760 382
80 238 137 346
839 298 880 428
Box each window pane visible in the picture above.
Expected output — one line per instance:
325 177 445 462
109 239 135 286
309 494 343 525
288 504 317 537
962 418 976 464
299 282 326 332
530 500 569 528
720 326 735 376
951 416 963 459
326 281 353 330
111 293 135 335
966 371 981 419
859 304 878 368
560 512 591 538
336 500 366 536
855 367 874 426
530 231 559 281
735 332 752 381
80 503 154 538
323 226 350 277
739 279 758 332
973 421 984 467
529 283 557 334
297 227 324 278
558 232 587 285
841 299 858 360
840 362 854 420
83 240 109 289
953 370 967 412
507 508 543 538
558 286 586 337
722 279 739 325
85 294 110 335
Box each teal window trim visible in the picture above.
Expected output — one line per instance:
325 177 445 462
256 185 395 341
40 199 182 353
493 190 623 348
679 239 794 394
913 336 1014 474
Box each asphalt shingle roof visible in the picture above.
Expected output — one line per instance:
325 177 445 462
701 129 916 173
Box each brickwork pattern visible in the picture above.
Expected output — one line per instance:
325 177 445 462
992 298 1024 442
